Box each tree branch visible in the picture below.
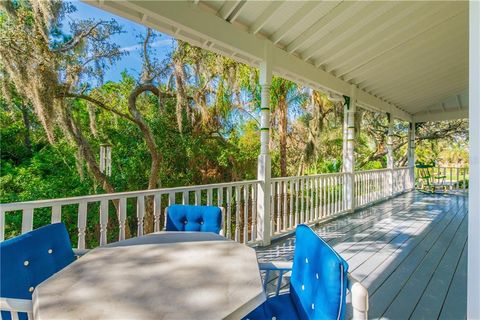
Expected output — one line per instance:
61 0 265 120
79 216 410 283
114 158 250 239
53 21 104 53
62 92 136 122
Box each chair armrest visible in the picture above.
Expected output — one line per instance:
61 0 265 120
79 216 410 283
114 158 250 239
73 249 90 257
347 274 369 320
258 261 293 296
0 297 33 318
258 261 293 271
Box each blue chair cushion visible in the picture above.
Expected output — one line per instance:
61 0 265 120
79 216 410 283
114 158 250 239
244 224 349 320
244 294 300 320
165 205 222 234
0 223 75 300
290 224 349 320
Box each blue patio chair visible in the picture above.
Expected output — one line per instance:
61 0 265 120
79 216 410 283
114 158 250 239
164 204 224 235
245 225 369 320
0 223 75 320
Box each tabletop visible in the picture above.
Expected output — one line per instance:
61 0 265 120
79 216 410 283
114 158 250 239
33 232 265 320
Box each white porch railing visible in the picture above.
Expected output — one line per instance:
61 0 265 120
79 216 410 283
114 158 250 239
393 167 415 195
354 169 390 208
0 180 259 246
270 173 347 238
354 167 414 208
0 167 420 247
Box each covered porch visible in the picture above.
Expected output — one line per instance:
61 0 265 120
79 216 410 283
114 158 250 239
1 0 478 319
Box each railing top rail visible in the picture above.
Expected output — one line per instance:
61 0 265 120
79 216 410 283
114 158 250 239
0 180 260 211
355 168 390 174
418 166 469 169
271 172 346 182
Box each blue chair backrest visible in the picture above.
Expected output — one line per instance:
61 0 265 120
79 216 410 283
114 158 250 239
290 224 349 320
1 223 75 301
165 205 222 234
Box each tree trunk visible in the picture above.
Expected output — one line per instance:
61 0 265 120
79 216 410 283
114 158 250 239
59 103 132 239
128 84 163 234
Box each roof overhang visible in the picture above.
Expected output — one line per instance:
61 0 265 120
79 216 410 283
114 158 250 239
84 0 469 123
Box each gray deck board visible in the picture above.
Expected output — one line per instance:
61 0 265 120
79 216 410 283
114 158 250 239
438 241 468 320
409 215 468 320
256 191 467 320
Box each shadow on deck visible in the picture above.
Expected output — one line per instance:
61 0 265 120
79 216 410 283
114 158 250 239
256 191 468 320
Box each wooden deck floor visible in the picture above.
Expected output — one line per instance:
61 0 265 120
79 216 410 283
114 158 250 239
256 191 468 320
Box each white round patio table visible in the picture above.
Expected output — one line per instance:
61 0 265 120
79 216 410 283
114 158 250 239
33 232 265 320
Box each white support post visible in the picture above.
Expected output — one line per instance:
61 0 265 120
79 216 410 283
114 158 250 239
386 113 394 196
407 122 416 189
257 43 272 246
468 1 480 318
343 85 357 212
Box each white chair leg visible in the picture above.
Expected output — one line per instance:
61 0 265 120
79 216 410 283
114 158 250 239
348 275 369 320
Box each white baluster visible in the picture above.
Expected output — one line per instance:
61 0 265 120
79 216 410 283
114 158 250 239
183 191 188 205
77 202 87 250
137 196 145 237
367 173 371 204
243 185 249 243
169 193 175 206
119 198 127 240
337 176 341 213
308 178 315 221
235 186 241 242
289 180 294 228
99 200 108 246
226 187 232 239
328 177 332 216
251 185 257 241
321 177 327 218
315 177 320 220
276 182 281 232
332 176 336 214
300 178 305 223
335 176 339 214
295 179 300 226
218 188 225 233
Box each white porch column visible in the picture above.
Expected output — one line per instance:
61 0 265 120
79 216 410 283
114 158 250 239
343 85 357 212
468 1 480 318
256 48 272 246
407 122 416 189
386 113 394 196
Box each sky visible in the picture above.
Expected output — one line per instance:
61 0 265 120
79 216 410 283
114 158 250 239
65 1 174 82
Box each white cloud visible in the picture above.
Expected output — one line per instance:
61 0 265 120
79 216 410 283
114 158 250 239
121 39 173 53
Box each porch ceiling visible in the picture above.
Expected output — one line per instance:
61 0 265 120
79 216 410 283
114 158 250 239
85 0 469 122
